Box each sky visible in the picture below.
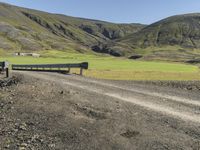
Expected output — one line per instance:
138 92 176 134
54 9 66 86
0 0 200 24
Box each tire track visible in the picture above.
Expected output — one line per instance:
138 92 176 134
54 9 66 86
17 71 200 123
63 81 200 123
66 76 200 107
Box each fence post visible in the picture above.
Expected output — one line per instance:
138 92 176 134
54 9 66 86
6 68 9 78
2 62 5 72
80 68 83 76
5 61 9 78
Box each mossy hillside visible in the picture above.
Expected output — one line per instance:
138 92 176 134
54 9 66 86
106 13 200 61
0 2 144 54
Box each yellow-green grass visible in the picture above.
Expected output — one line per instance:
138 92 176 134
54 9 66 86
1 51 200 80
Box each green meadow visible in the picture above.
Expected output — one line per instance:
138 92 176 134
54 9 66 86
1 50 200 80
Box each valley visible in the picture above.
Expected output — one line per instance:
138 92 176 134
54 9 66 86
1 2 200 62
1 1 200 150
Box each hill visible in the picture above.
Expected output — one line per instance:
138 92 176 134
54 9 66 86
1 2 200 62
106 13 200 61
0 2 144 55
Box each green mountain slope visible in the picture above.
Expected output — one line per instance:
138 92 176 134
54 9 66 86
107 13 200 61
120 13 200 48
2 2 200 62
0 2 144 54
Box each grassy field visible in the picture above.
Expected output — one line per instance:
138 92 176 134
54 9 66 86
1 51 200 80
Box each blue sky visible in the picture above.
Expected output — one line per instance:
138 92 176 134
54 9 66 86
0 0 200 24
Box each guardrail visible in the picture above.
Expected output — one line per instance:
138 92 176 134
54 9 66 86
0 61 9 78
12 62 89 75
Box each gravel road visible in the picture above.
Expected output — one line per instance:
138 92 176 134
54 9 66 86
1 71 200 149
22 71 200 124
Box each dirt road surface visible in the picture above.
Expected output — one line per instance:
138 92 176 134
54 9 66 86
1 71 200 149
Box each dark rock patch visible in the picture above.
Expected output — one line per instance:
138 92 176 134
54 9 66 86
186 59 200 64
92 45 122 57
73 104 107 120
120 130 140 138
0 76 20 88
129 55 143 59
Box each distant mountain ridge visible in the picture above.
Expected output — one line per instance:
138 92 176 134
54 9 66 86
1 2 200 62
118 13 200 48
105 13 200 61
0 2 144 54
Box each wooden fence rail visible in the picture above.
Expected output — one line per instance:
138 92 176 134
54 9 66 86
12 62 88 75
